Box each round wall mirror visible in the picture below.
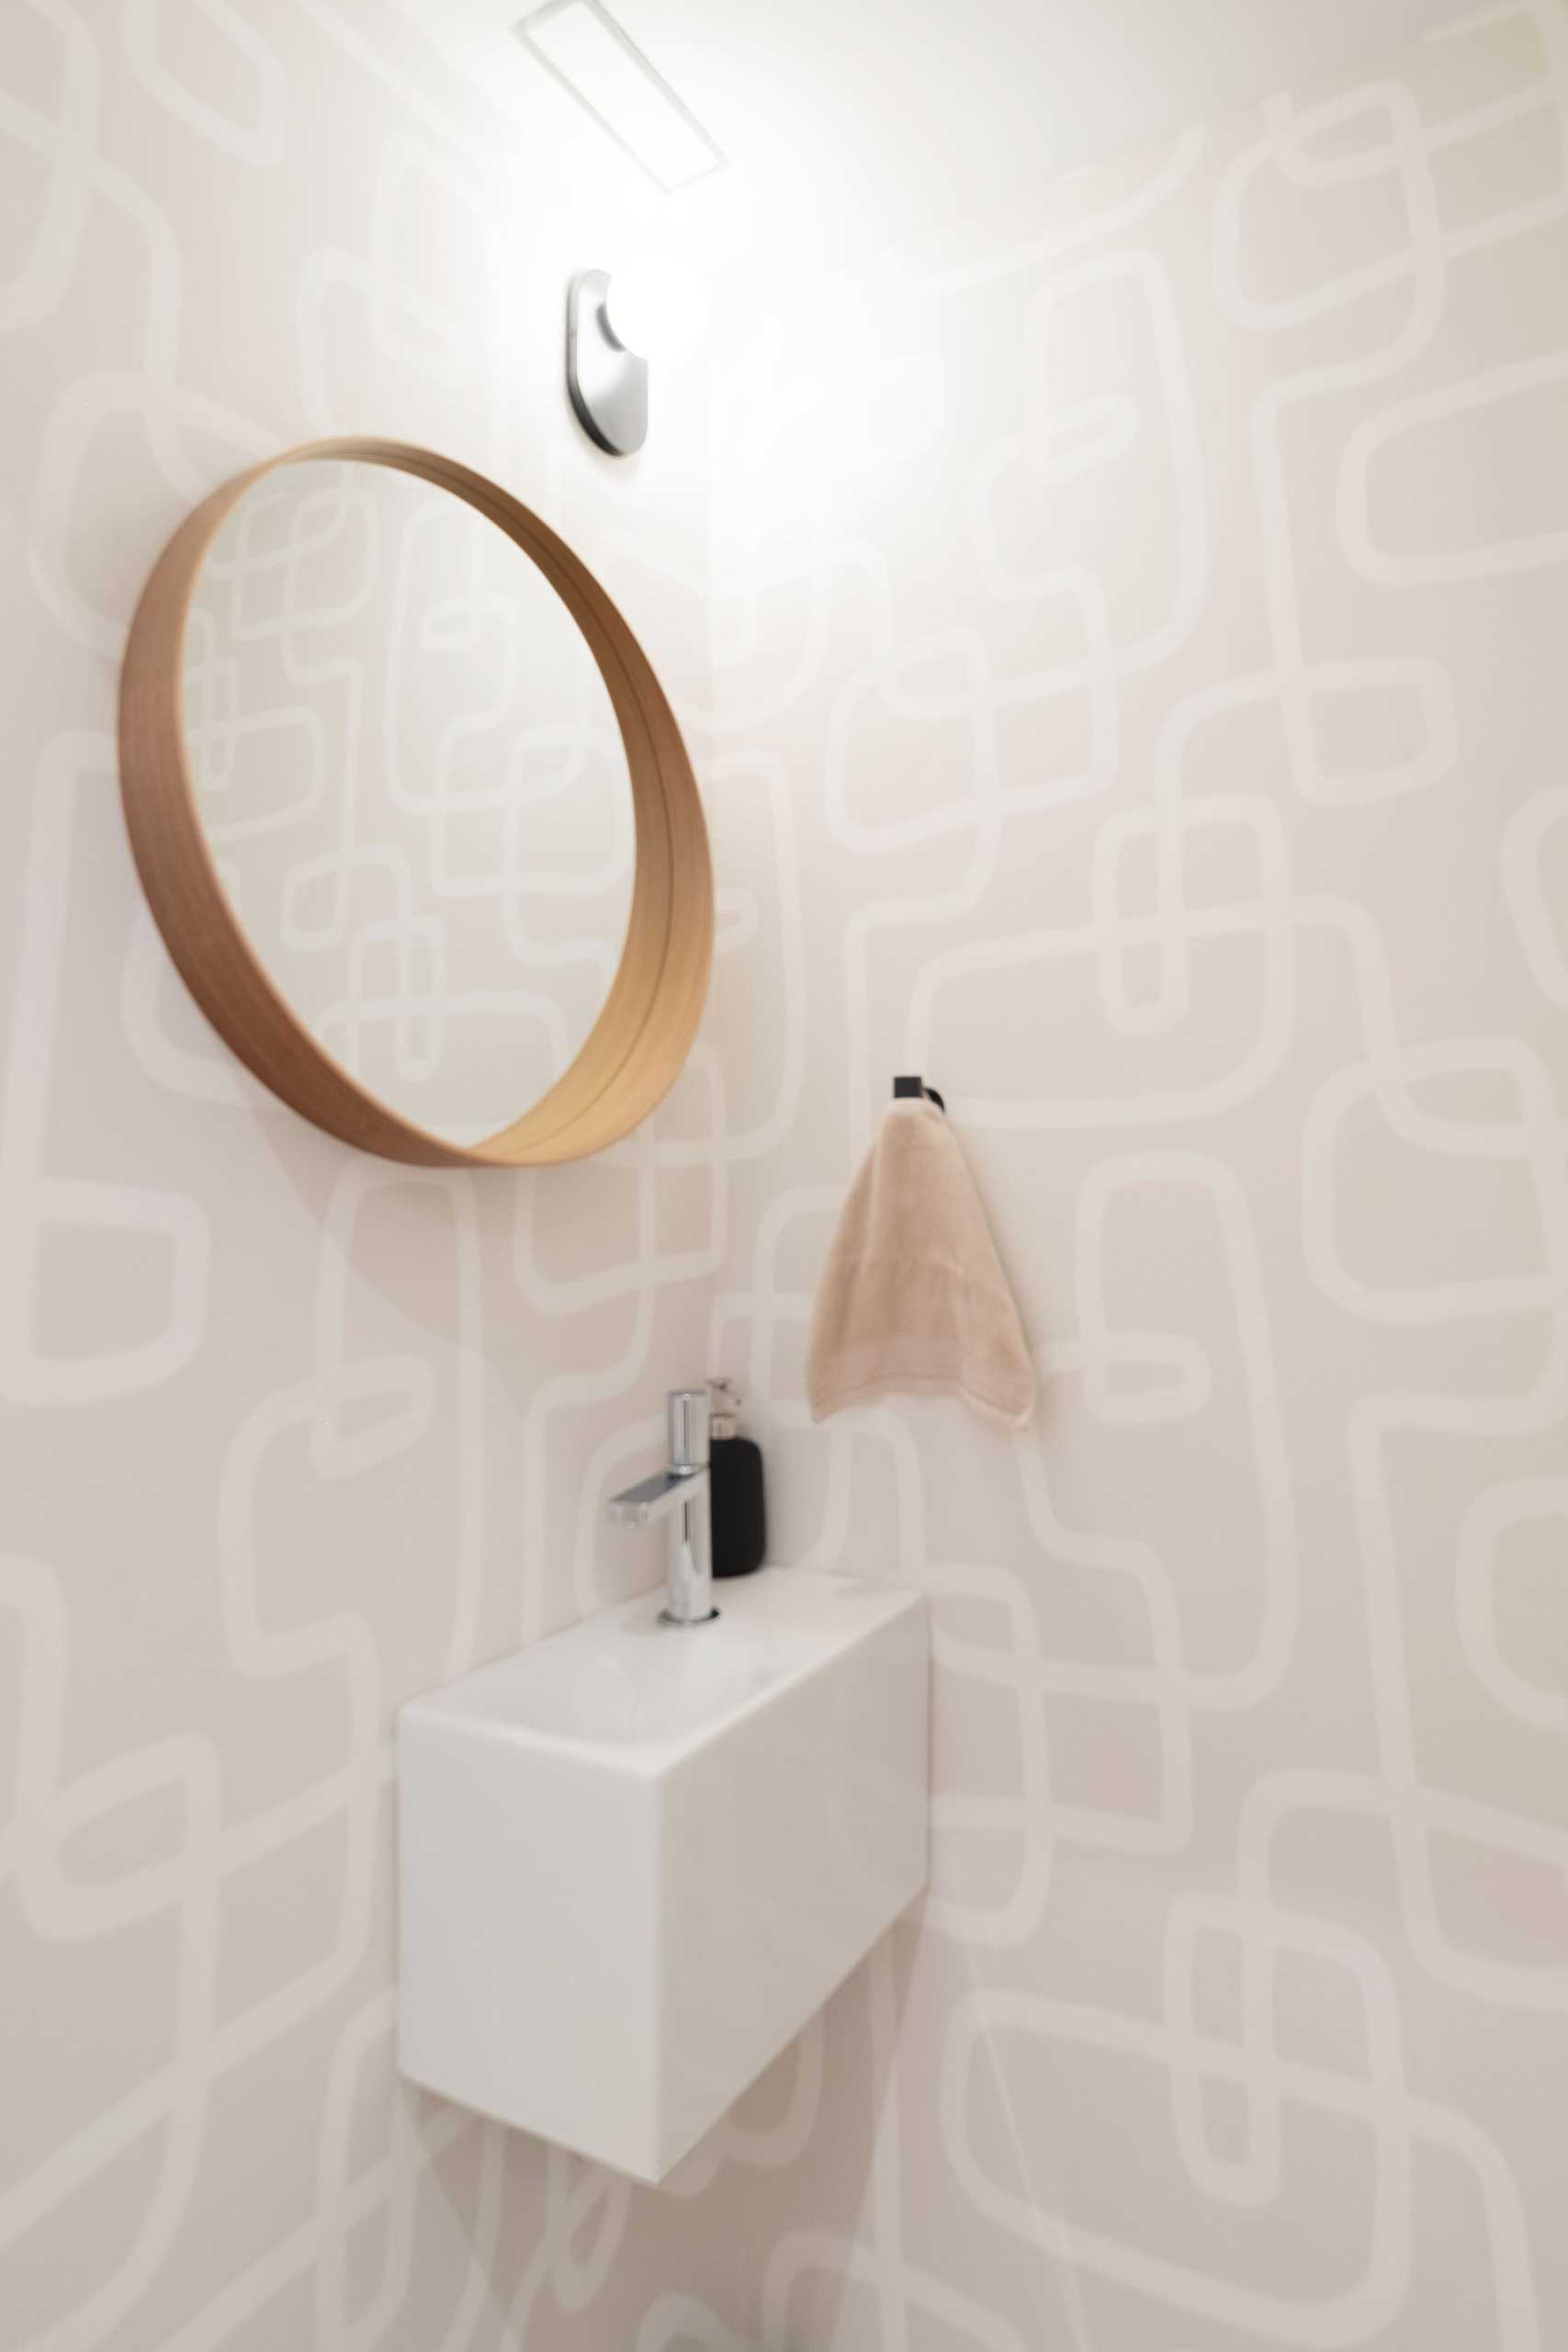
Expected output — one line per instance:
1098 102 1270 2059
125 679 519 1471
118 439 712 1168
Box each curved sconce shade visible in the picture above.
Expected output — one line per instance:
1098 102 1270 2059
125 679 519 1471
568 268 649 455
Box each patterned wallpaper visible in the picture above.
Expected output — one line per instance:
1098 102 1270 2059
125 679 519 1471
6 3 1568 2351
693 1 1568 2345
186 458 633 1141
1 3 727 2346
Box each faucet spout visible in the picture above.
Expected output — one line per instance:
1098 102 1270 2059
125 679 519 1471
606 1465 707 1529
606 1387 717 1626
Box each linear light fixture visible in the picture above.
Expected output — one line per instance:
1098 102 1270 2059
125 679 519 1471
515 0 726 193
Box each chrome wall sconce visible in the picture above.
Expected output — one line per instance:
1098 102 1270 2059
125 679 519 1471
567 268 648 457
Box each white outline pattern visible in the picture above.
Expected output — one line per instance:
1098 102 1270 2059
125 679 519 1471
6 1 1568 2346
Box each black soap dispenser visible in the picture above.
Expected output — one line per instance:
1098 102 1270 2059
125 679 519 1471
708 1378 766 1579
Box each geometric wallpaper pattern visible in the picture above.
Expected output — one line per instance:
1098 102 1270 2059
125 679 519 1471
5 2 1568 2349
703 6 1568 2345
186 458 632 1140
2 3 717 2345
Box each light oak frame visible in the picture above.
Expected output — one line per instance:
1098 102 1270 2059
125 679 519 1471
117 437 713 1167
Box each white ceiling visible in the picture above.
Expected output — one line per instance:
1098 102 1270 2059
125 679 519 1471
402 0 1480 282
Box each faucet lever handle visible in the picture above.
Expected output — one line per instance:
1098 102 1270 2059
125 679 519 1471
666 1386 710 1473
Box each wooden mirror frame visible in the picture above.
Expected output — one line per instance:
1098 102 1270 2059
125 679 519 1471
118 437 713 1167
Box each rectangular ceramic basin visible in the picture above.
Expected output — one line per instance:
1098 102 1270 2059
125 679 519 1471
397 1566 929 2182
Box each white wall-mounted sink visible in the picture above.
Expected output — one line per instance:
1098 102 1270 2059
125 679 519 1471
397 1567 929 2183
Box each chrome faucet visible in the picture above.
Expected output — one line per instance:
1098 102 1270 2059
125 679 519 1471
606 1387 716 1627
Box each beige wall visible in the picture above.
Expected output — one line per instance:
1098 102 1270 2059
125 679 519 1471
0 3 728 2345
185 458 635 1142
691 1 1568 2344
6 1 1568 2348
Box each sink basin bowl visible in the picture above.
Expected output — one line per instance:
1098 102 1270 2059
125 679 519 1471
397 1567 929 2182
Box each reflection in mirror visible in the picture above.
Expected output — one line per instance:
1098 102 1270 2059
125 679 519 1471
181 459 634 1146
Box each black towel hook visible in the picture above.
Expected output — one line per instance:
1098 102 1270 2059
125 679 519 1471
893 1072 945 1113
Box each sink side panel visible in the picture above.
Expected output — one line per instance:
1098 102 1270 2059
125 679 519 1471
654 1591 930 2177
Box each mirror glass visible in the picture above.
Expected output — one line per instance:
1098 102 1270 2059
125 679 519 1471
181 458 635 1146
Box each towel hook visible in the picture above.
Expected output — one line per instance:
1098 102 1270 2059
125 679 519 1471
893 1073 945 1113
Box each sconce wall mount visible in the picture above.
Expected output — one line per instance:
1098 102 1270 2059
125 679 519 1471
567 268 648 457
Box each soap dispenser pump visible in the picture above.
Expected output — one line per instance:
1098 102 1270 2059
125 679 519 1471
707 1378 766 1579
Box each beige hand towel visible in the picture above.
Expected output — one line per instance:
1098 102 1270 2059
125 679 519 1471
807 1101 1035 1430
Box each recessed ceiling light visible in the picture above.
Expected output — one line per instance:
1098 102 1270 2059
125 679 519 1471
514 0 726 194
